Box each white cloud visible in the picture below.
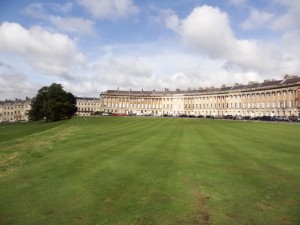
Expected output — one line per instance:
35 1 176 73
23 3 48 20
272 1 300 31
49 16 95 34
0 22 85 77
77 0 139 20
179 6 236 58
23 3 95 35
156 9 180 32
279 30 300 74
161 5 298 76
90 58 158 89
74 44 260 94
242 9 274 30
0 70 39 99
240 1 300 76
242 1 300 32
50 2 73 13
23 2 73 18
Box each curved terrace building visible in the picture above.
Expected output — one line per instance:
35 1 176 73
100 75 300 117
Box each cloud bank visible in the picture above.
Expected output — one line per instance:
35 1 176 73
0 22 85 77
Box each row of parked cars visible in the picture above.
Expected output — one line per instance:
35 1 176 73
176 114 300 122
101 112 300 122
247 116 300 122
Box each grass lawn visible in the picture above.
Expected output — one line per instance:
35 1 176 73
0 117 299 225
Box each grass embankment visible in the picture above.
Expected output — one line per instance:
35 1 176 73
0 117 299 225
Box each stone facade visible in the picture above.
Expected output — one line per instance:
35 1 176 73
0 97 102 121
100 75 300 117
76 97 101 116
0 98 32 122
1 75 299 122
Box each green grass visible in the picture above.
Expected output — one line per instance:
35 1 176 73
0 117 299 225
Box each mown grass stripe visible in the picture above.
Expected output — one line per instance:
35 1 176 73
0 117 299 225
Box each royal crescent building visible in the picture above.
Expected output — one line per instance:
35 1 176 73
76 97 101 116
1 75 300 122
100 75 300 117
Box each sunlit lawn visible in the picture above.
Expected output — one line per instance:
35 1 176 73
1 117 299 225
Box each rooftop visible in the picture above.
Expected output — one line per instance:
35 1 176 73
101 75 300 96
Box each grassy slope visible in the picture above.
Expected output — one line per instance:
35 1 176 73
0 117 299 225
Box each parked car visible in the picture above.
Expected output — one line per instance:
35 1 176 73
274 116 289 122
251 116 261 121
242 116 251 120
223 115 233 119
213 115 222 119
260 116 272 121
288 116 299 122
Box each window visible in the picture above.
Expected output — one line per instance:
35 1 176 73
283 101 287 108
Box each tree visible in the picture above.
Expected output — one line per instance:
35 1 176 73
29 83 77 122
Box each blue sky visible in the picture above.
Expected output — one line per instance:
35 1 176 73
0 0 300 99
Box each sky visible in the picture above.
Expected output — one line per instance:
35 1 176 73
0 0 300 99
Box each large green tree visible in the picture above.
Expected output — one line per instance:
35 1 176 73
29 83 77 122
